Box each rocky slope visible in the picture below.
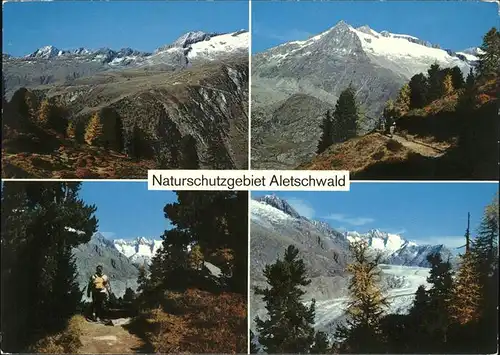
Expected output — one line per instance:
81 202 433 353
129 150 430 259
73 232 141 301
3 30 249 97
251 20 477 169
250 194 455 332
2 30 249 175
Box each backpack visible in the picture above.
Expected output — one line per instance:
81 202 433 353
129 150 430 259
92 274 106 291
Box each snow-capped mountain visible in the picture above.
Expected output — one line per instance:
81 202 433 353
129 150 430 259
251 195 455 333
15 30 248 67
251 20 480 169
345 229 454 267
253 194 454 268
113 237 163 265
72 232 141 300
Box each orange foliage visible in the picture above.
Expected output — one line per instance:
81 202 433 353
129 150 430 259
142 289 246 354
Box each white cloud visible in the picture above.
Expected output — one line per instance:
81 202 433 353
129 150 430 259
323 213 375 226
287 198 315 219
409 235 465 249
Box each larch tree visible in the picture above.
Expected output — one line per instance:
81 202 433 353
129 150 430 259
85 112 104 146
443 73 455 96
394 83 411 116
449 213 482 325
335 240 388 353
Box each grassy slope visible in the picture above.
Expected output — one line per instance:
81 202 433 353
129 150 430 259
299 78 498 180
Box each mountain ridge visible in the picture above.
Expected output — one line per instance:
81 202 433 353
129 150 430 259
251 20 478 169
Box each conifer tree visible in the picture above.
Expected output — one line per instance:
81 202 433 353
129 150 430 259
408 73 429 108
85 112 103 146
189 244 204 270
310 331 330 354
66 121 76 139
477 27 500 78
335 241 388 353
395 83 411 116
427 63 444 101
254 245 316 353
332 85 358 142
443 73 454 96
449 214 482 325
383 99 397 128
471 193 499 319
425 253 454 344
179 134 200 169
1 182 97 352
250 330 260 354
450 66 465 90
38 99 52 127
317 110 334 154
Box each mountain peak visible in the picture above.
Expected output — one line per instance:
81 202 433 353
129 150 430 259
256 194 301 219
28 45 61 59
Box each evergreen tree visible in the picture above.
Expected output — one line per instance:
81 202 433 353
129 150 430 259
317 110 334 154
85 112 103 146
425 253 454 344
1 182 97 352
254 245 316 353
335 241 388 353
123 287 136 302
443 73 454 96
427 63 444 101
471 193 499 323
332 85 358 142
147 192 247 294
477 27 500 78
450 66 465 90
310 331 329 354
179 134 200 169
408 73 429 108
250 330 260 354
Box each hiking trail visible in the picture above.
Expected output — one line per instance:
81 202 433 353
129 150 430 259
78 318 145 354
391 134 446 158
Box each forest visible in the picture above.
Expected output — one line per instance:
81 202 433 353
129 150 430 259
1 184 248 353
252 193 499 354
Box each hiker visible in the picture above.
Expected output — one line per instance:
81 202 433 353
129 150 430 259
87 265 111 322
389 121 396 137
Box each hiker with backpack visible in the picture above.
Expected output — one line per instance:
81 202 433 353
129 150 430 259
87 265 111 322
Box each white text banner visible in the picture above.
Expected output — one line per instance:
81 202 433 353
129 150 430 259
148 170 350 191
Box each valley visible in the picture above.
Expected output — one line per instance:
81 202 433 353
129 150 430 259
250 194 456 333
2 30 250 177
251 19 498 180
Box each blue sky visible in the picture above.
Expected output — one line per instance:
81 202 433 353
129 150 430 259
2 1 248 56
80 182 176 240
252 183 498 249
253 1 499 52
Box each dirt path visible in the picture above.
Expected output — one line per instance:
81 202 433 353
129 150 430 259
78 319 145 354
391 134 446 158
